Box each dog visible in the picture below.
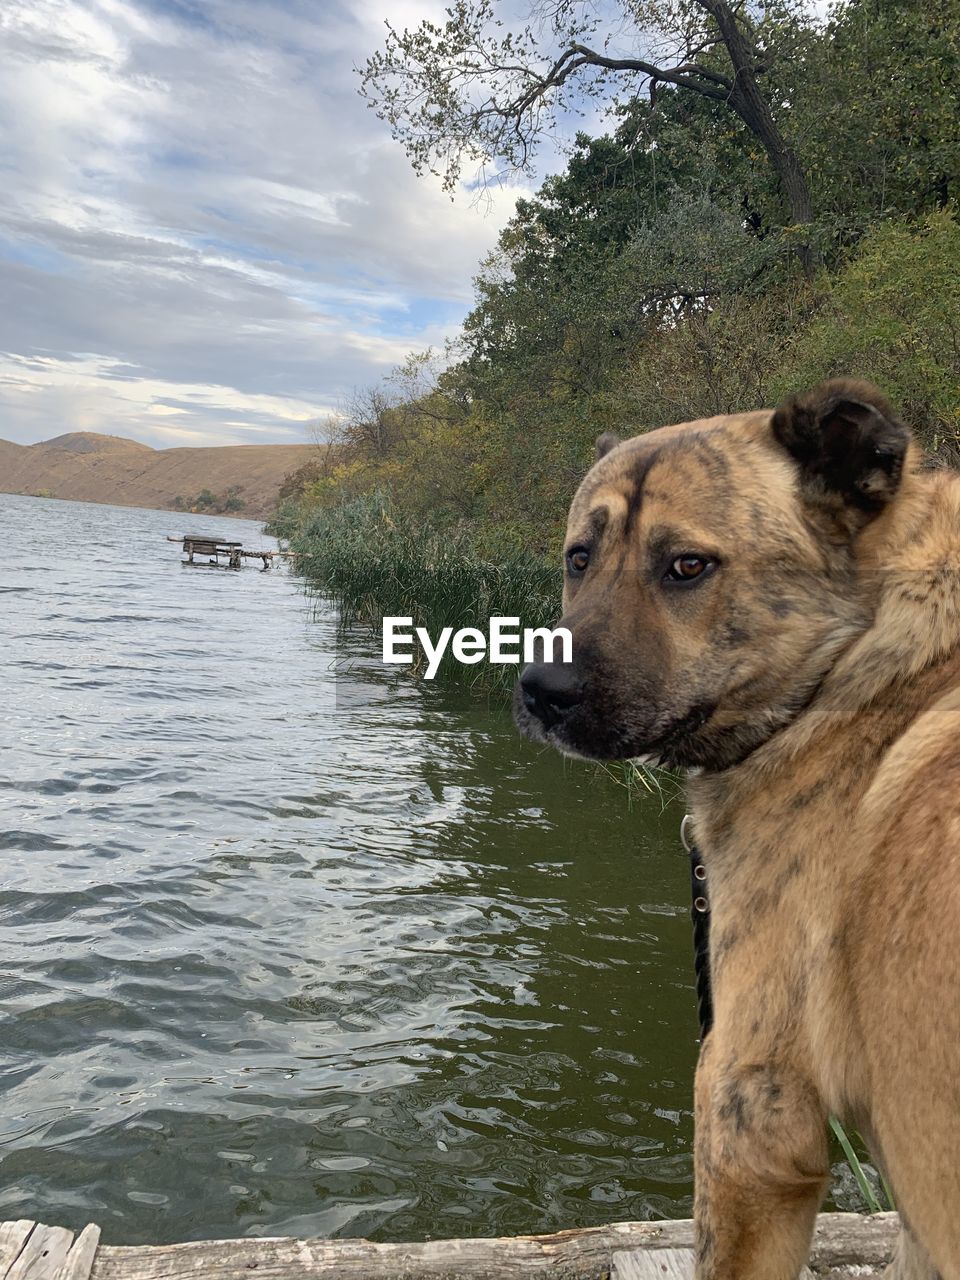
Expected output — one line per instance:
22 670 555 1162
514 379 960 1279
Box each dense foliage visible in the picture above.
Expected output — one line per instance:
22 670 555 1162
276 0 960 651
172 485 246 514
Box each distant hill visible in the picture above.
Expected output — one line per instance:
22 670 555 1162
0 431 320 518
39 431 154 455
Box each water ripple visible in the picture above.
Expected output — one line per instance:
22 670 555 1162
0 493 697 1246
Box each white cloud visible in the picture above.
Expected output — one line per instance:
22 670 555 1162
0 350 326 445
0 0 530 447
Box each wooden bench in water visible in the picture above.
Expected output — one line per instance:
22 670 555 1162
0 1212 899 1278
167 534 277 569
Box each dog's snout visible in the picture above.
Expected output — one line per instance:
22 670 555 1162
520 662 581 730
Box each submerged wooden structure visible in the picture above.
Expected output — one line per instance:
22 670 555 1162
168 534 276 569
0 1212 898 1279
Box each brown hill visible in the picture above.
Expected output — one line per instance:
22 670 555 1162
0 432 320 519
0 438 23 467
40 431 154 455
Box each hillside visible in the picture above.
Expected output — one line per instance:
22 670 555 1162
39 431 154 455
0 432 319 518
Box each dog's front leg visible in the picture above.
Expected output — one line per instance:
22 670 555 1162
883 1225 940 1280
693 1039 830 1280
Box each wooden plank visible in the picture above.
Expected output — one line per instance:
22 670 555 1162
84 1213 899 1279
613 1250 817 1280
0 1222 35 1276
5 1225 74 1280
613 1247 695 1279
57 1225 100 1280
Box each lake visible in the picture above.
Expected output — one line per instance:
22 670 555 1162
1 492 721 1244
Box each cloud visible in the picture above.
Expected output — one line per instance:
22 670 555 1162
4 0 811 449
0 0 528 447
0 349 325 445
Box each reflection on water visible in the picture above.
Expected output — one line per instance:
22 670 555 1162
0 491 699 1245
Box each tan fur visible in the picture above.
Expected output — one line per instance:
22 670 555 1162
515 381 960 1278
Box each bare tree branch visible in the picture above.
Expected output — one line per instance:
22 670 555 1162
359 0 815 269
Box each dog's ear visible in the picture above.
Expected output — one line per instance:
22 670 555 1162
772 379 911 515
596 432 621 461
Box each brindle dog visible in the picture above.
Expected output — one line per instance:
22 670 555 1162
514 379 960 1280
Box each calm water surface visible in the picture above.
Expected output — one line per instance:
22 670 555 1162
2 492 705 1244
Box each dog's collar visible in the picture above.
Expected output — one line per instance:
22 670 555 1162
682 814 713 1041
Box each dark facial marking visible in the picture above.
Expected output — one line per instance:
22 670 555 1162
623 448 662 537
716 622 750 648
690 438 732 483
586 506 609 544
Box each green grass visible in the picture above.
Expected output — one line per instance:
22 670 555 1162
830 1116 895 1213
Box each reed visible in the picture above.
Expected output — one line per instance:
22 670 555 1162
829 1117 895 1213
287 494 559 690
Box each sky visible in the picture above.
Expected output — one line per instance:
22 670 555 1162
0 0 832 451
0 0 537 449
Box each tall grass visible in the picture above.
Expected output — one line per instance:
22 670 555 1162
284 494 559 690
830 1117 895 1212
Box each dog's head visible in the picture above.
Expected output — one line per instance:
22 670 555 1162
514 379 913 770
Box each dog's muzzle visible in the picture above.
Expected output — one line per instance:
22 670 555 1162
519 661 581 731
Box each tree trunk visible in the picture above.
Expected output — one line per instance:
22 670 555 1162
699 0 817 274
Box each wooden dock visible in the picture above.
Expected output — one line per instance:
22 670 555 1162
0 1212 899 1278
167 534 277 569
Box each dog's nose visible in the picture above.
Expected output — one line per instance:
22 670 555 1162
520 662 581 730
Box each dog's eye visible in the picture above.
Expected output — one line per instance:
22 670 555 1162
665 555 716 584
567 546 590 574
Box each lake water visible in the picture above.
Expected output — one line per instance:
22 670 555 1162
0 492 850 1246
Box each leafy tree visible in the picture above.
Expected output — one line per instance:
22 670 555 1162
273 0 960 572
361 0 819 266
278 454 334 502
774 211 960 453
800 0 960 232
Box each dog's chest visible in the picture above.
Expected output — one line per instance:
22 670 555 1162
688 762 874 1087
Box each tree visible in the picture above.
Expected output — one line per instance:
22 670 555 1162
798 0 960 232
278 454 335 502
222 485 246 513
360 0 818 268
452 84 787 425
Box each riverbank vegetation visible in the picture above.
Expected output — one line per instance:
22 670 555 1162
287 493 556 687
172 485 246 515
272 0 960 679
